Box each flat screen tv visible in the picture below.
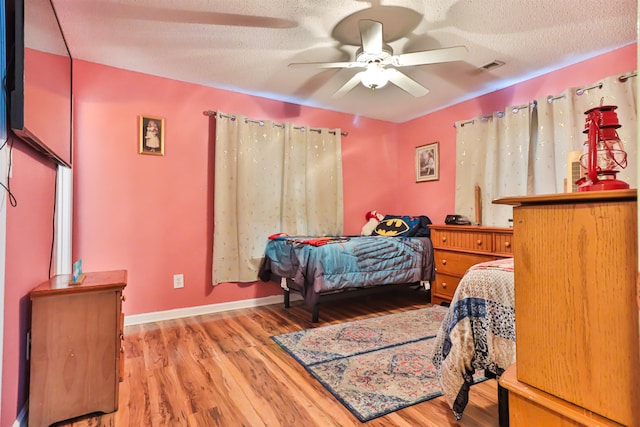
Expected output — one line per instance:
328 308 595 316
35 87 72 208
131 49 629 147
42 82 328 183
7 0 72 167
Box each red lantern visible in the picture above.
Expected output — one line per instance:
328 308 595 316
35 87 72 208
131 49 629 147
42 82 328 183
576 103 629 192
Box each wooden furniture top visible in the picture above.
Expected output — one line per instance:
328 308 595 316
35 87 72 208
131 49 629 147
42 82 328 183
493 189 636 206
30 269 127 299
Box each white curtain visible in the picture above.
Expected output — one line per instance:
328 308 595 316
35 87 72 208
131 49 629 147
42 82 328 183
530 89 579 194
455 105 531 227
212 111 344 284
534 73 637 193
456 71 637 226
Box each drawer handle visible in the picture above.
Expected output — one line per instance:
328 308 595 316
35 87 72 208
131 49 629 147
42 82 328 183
442 282 447 289
441 259 447 265
121 294 127 302
441 237 447 243
504 241 511 248
476 239 482 246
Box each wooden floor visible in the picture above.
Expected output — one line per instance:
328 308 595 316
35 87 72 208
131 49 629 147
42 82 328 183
54 288 499 427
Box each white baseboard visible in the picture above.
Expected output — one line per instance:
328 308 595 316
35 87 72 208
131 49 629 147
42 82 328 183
124 293 302 326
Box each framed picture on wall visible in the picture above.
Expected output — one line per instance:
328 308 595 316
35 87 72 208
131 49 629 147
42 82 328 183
415 142 439 182
139 115 165 155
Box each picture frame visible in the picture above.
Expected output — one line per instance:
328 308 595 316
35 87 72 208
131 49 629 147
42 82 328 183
139 115 165 155
415 142 439 182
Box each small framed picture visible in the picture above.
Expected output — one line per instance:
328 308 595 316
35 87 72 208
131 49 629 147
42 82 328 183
415 142 439 182
139 115 165 155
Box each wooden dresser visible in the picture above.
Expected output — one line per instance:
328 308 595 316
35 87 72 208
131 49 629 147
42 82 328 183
428 225 513 305
495 190 639 426
29 270 127 427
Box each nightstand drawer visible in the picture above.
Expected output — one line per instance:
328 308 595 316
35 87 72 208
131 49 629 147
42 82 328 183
434 251 495 276
431 229 493 253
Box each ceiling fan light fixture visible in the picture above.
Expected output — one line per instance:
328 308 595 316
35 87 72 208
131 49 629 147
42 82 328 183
292 20 464 98
361 64 388 89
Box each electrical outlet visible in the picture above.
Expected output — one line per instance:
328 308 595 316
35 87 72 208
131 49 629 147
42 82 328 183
173 274 184 289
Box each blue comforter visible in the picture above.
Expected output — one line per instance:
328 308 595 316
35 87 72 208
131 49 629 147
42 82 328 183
258 236 435 307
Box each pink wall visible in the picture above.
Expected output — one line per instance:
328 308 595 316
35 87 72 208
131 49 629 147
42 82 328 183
2 143 57 427
24 48 72 166
72 59 399 317
397 43 637 224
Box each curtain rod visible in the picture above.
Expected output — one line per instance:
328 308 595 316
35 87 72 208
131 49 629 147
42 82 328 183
454 70 638 127
203 110 348 137
454 102 533 127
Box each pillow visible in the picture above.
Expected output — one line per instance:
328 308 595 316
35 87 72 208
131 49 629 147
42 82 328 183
372 215 432 237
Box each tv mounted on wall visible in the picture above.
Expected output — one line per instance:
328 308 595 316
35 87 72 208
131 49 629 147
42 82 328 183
7 0 72 167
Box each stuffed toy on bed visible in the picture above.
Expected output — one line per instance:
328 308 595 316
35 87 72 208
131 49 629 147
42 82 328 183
361 210 384 235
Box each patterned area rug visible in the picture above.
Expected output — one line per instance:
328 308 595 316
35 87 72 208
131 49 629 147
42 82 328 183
271 305 482 421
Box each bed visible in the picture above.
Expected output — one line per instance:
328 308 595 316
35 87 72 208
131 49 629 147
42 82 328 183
430 257 515 424
258 228 435 322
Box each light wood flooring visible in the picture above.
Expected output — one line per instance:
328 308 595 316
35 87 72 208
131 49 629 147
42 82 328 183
54 288 499 426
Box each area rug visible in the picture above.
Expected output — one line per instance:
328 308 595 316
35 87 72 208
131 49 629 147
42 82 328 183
271 305 485 422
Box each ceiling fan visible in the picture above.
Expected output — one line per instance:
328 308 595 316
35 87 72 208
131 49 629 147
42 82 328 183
289 19 467 98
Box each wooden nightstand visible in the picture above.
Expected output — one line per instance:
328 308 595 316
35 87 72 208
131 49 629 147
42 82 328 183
28 270 127 427
428 225 513 305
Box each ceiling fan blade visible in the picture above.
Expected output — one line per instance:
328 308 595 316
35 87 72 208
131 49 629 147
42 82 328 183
333 72 364 98
385 68 430 97
391 45 468 67
359 20 383 54
289 61 364 69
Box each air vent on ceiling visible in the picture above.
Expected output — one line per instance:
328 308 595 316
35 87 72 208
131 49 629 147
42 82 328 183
481 60 505 71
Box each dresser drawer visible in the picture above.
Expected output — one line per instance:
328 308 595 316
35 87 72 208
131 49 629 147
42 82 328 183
494 233 514 256
434 250 496 276
431 229 493 253
428 225 513 304
433 273 461 300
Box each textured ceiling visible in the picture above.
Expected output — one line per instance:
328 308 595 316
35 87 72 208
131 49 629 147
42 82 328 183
40 0 639 123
